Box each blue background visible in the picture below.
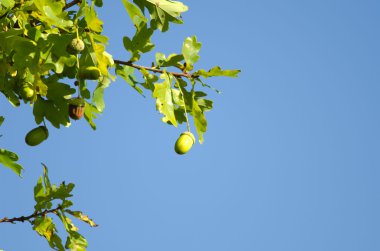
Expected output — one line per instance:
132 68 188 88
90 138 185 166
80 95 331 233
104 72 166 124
1 0 380 250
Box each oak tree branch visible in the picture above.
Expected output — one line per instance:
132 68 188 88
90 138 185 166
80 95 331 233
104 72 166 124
63 0 82 11
0 206 62 224
114 59 194 79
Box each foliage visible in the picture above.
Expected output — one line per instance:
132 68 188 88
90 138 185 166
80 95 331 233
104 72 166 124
0 0 239 250
0 164 97 250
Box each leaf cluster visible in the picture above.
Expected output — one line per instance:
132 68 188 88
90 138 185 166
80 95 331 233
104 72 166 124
0 1 240 249
32 164 97 251
0 0 239 150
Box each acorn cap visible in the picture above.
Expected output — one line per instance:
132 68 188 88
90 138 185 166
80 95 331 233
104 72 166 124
69 97 85 107
181 131 195 144
71 38 85 51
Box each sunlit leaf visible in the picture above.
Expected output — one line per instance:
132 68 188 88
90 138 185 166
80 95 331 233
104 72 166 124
32 0 73 29
33 216 65 251
156 52 184 68
33 98 71 128
92 84 106 112
182 36 201 71
191 90 207 144
123 23 154 61
84 4 103 32
115 64 144 96
84 101 100 130
65 231 88 251
66 210 98 227
0 148 23 177
143 0 188 31
153 73 177 126
122 0 147 28
195 66 241 78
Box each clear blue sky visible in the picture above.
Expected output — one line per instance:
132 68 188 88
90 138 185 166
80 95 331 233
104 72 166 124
1 0 380 250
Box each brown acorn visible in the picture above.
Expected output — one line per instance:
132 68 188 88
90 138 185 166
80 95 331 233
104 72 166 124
68 98 86 120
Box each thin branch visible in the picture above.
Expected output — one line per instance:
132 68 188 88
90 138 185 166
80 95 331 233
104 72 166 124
114 59 194 79
63 0 82 11
0 206 62 224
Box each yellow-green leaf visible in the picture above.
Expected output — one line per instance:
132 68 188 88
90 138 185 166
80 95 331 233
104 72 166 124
66 210 98 227
191 91 207 144
153 73 177 127
0 148 23 177
195 66 241 78
182 36 201 71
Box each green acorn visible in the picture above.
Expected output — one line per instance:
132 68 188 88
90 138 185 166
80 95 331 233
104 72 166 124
25 126 49 146
19 82 35 101
77 66 101 80
66 38 85 55
174 131 195 155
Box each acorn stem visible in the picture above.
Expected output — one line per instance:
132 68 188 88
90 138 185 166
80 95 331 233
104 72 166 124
75 29 80 78
177 79 191 132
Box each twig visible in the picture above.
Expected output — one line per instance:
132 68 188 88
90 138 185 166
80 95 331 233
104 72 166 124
63 0 82 11
0 206 62 224
114 59 194 79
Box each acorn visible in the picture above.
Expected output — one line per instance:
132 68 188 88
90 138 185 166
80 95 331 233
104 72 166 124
25 126 49 146
66 38 85 55
174 131 195 155
19 82 35 101
68 98 86 120
77 66 101 80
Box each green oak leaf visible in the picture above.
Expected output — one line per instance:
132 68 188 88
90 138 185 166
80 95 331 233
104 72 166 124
92 33 109 44
122 0 147 28
84 4 103 33
195 66 241 78
34 176 52 211
53 182 75 201
65 231 88 251
61 215 79 232
41 34 77 74
140 68 158 91
45 76 76 102
33 98 71 128
123 23 154 61
191 90 207 144
156 52 184 68
34 164 74 211
0 29 33 52
84 101 100 130
2 89 20 107
143 0 188 31
196 98 213 112
92 84 106 112
93 42 114 78
0 0 15 16
0 116 4 126
33 216 65 251
115 64 144 96
66 210 98 227
153 73 177 127
182 36 201 71
0 148 23 177
1 0 15 9
32 0 73 30
146 0 188 17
